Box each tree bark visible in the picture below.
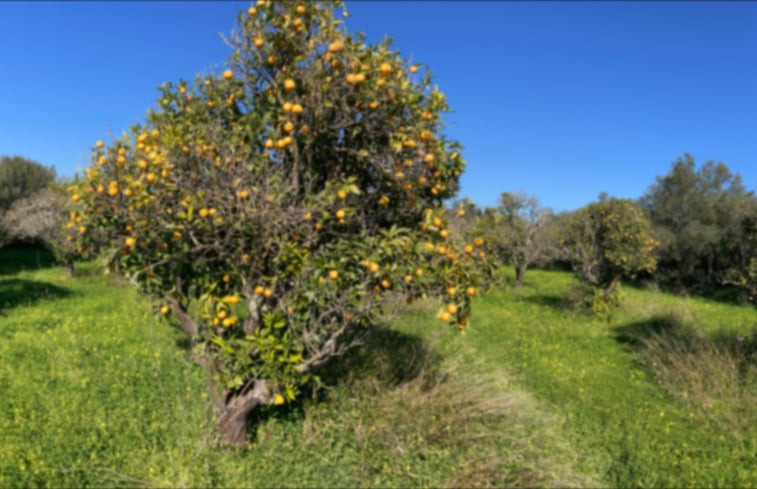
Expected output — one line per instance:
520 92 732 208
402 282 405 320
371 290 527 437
514 264 527 290
218 379 271 445
164 296 198 337
65 261 74 278
604 276 621 301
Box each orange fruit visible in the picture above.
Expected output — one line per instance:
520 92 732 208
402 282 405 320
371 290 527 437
222 70 233 81
379 62 392 77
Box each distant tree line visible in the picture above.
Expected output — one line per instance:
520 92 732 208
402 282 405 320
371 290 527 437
2 151 755 304
458 154 756 307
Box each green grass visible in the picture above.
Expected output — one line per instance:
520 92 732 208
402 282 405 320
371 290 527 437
0 250 755 487
467 268 757 488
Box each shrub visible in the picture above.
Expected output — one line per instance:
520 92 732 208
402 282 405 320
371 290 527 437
561 197 658 311
73 0 493 444
0 155 55 212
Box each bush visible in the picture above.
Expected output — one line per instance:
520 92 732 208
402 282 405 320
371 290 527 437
73 0 494 444
0 155 55 212
561 197 657 311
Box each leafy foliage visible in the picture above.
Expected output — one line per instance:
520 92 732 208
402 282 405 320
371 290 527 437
477 192 556 289
561 197 658 311
72 0 493 442
0 155 55 212
641 154 757 299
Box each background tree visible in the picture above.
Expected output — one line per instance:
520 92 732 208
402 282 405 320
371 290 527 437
491 192 554 289
1 183 91 276
641 154 757 296
562 197 658 310
74 0 493 444
0 155 55 213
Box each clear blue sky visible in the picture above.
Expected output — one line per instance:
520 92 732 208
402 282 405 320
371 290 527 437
1 1 755 212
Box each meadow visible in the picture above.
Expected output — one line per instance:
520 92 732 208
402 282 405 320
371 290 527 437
1 247 755 488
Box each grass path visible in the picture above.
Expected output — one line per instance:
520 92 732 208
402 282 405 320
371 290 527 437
464 269 757 488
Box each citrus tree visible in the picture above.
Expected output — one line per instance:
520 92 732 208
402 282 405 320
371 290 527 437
562 197 658 311
74 0 493 444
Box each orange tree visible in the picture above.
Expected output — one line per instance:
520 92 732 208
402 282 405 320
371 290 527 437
74 0 493 444
562 197 658 312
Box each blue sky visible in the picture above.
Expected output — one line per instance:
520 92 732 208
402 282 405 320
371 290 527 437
1 1 755 212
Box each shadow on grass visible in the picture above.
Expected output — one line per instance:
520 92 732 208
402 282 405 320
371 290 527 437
613 315 757 376
0 277 72 313
0 245 57 275
243 325 438 444
316 325 438 390
520 294 572 311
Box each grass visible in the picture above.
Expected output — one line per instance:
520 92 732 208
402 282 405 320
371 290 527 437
0 249 755 487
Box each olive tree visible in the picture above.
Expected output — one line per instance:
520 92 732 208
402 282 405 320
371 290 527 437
73 0 492 444
486 192 554 289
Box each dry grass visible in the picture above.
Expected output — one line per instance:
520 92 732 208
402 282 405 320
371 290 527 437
306 324 600 488
635 317 757 436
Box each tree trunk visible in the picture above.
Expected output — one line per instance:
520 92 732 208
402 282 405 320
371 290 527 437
514 264 527 290
604 276 621 301
218 379 271 445
65 261 74 278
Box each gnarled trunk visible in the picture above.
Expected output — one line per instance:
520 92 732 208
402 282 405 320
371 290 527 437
218 379 271 445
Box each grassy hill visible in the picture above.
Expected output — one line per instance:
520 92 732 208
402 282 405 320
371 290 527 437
1 249 755 487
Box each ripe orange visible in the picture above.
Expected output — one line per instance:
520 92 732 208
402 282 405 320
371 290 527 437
284 78 296 91
439 311 451 322
466 286 476 297
291 103 304 115
96 140 104 149
222 70 233 81
335 209 346 219
254 37 264 48
379 62 392 77
71 194 81 203
447 287 457 296
125 237 136 248
446 304 458 315
296 5 306 15
329 270 339 280
328 40 343 53
337 190 347 200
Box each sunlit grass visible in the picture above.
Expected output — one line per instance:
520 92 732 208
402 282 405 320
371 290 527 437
1 252 755 487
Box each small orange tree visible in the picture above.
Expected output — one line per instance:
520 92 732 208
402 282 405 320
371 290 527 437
75 0 492 443
562 197 658 312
